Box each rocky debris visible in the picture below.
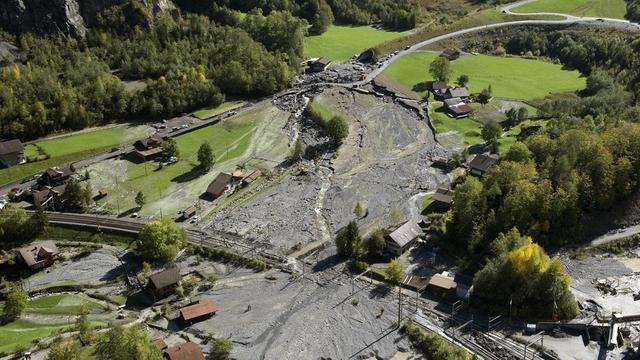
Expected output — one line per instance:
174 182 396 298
298 61 374 86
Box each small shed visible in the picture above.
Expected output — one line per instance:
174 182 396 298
431 188 454 212
179 299 218 324
310 57 332 72
440 48 461 61
427 273 457 298
241 170 262 187
40 166 73 186
387 221 423 256
163 341 205 360
182 206 197 219
147 267 181 299
401 275 430 292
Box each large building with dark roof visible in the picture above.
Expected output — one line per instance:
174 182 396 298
386 221 423 256
0 139 25 167
147 267 181 299
15 241 59 270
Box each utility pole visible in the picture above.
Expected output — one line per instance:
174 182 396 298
397 285 402 329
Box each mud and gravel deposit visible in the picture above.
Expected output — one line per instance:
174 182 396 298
214 87 447 251
26 245 126 289
193 274 409 360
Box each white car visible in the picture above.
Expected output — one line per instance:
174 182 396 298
190 216 200 224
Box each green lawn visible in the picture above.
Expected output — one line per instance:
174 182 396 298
430 102 484 146
0 125 151 186
0 320 106 354
381 52 585 101
421 194 433 212
25 294 108 315
192 100 246 120
304 25 404 63
512 0 627 19
103 109 259 213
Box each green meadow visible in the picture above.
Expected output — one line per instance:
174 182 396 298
192 100 246 120
304 25 404 62
512 0 627 19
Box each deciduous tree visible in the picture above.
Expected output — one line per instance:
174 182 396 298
138 219 186 262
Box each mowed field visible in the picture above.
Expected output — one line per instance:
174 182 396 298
304 25 404 62
512 0 627 19
192 100 246 120
25 294 108 315
0 319 106 354
0 125 152 186
381 52 586 101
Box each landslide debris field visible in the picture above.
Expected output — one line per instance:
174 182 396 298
208 86 450 254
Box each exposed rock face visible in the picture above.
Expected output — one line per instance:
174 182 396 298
0 0 173 37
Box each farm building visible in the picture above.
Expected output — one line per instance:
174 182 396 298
431 188 454 212
310 57 332 72
427 273 457 298
241 170 262 187
179 299 218 324
205 173 234 200
163 341 205 360
387 221 423 256
443 87 470 100
401 275 429 292
134 137 163 151
440 48 460 61
15 241 60 270
32 184 67 209
131 136 164 162
0 139 25 167
468 153 499 177
40 166 74 186
147 267 181 299
181 206 197 220
430 155 454 170
430 81 450 97
443 97 474 118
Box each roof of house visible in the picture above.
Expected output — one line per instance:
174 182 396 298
179 299 218 321
468 154 499 172
401 275 430 291
231 170 244 179
444 97 464 107
15 241 59 267
206 173 233 196
163 342 205 360
0 139 24 155
388 221 423 248
152 339 168 350
429 273 457 290
431 81 449 91
148 267 181 290
448 103 475 116
243 170 262 183
446 87 470 98
432 188 454 204
183 206 196 216
315 57 331 66
133 147 164 158
44 166 73 179
135 136 162 150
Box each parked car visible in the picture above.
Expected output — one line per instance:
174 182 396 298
190 215 200 224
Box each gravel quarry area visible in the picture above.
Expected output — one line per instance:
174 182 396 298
191 271 411 360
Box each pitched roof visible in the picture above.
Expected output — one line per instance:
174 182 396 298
148 267 180 290
432 188 454 205
446 87 470 98
468 154 498 172
431 81 449 91
179 299 218 321
0 139 24 155
15 241 59 267
429 273 457 290
444 97 464 107
44 166 73 179
388 221 423 248
163 342 205 360
206 173 233 196
448 103 474 116
231 170 244 179
315 57 331 66
242 170 262 184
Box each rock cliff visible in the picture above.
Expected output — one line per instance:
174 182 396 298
0 0 173 37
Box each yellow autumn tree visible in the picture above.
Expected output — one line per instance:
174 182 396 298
507 238 550 274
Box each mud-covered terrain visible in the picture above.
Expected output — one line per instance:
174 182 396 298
210 87 450 253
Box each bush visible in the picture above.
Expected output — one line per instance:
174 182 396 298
190 245 269 272
401 320 469 360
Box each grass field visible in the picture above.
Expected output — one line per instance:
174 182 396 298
0 125 151 187
97 107 261 214
498 119 549 154
512 0 627 19
192 100 246 120
381 52 585 101
26 294 108 315
304 25 404 62
0 319 106 354
430 103 484 146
